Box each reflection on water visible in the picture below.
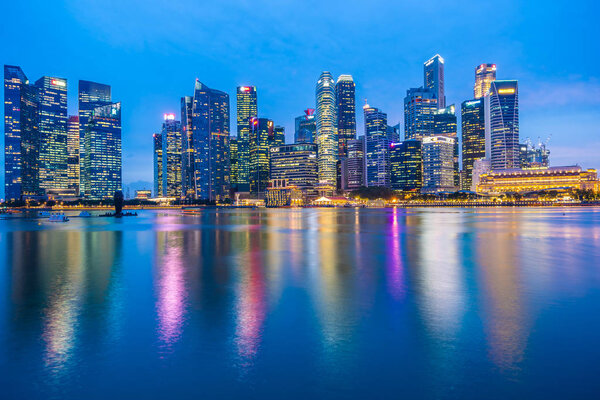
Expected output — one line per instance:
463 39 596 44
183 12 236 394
1 208 600 398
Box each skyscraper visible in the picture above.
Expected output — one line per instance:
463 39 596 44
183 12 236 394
161 113 182 197
230 136 238 189
81 102 122 200
433 105 459 186
474 64 496 99
424 54 445 109
343 136 365 190
315 72 338 188
272 125 285 147
335 75 356 158
404 88 438 140
180 95 194 198
67 115 80 194
486 80 519 170
461 99 486 190
191 80 230 201
4 65 41 201
295 109 316 143
269 143 318 194
422 136 456 193
153 133 163 197
364 104 391 187
249 117 272 196
390 140 422 191
236 86 257 192
36 76 69 192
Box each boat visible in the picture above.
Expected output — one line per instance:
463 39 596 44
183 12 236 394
79 211 92 217
48 213 69 222
39 211 51 217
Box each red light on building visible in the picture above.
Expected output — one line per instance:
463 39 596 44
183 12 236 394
240 86 251 92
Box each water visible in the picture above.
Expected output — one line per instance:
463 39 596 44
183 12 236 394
1 208 599 399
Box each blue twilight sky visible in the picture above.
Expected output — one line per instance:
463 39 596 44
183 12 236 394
1 0 599 189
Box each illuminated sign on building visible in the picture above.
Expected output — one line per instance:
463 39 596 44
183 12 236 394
498 88 516 95
163 113 175 121
51 79 66 87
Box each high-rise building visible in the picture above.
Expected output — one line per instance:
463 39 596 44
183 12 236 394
3 65 41 200
335 75 356 158
520 142 550 168
424 54 445 109
474 64 496 99
364 104 391 187
343 136 365 190
191 80 230 201
153 133 163 197
161 113 182 197
272 125 285 147
461 99 486 190
67 115 80 194
315 72 338 187
81 102 122 200
404 88 438 140
78 80 111 194
433 105 459 186
180 95 194 198
422 136 456 193
249 117 272 196
269 143 318 194
295 109 316 143
230 136 238 189
390 140 422 191
486 80 519 170
36 76 68 192
236 86 257 192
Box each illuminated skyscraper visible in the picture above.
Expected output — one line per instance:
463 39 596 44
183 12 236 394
36 76 69 192
230 136 238 189
236 86 257 192
461 99 486 190
474 64 496 99
269 143 318 194
191 80 230 201
390 140 422 191
424 54 445 108
422 136 456 193
486 80 519 170
161 114 182 197
433 105 459 186
153 133 163 197
180 95 194 198
404 87 437 140
4 65 41 200
315 72 338 187
67 115 80 194
81 102 122 200
335 75 356 158
364 103 391 187
249 117 273 196
295 109 316 143
272 125 285 147
343 136 365 190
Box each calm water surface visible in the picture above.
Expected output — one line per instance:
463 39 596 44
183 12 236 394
1 208 600 399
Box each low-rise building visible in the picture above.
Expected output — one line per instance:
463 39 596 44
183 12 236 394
265 179 303 207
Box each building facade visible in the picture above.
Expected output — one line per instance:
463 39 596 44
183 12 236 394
422 136 456 193
269 143 318 194
153 133 163 197
343 136 365 190
315 72 338 188
295 109 316 143
364 104 390 187
404 88 438 140
67 115 80 194
335 75 356 158
486 80 519 170
424 54 445 109
433 104 459 186
390 140 422 191
249 117 272 196
180 95 194 198
236 86 257 192
161 114 182 197
461 99 486 190
474 63 496 99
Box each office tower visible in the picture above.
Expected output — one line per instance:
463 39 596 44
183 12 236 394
230 137 238 189
433 105 459 186
4 65 41 200
404 88 438 140
335 74 356 158
315 72 338 187
35 76 69 192
272 125 285 147
161 113 182 197
461 99 486 190
153 133 163 197
67 115 80 194
180 95 194 198
520 142 550 168
390 140 422 191
387 124 400 143
486 80 519 170
249 117 272 196
191 80 230 201
81 102 122 200
295 109 316 143
424 54 445 108
474 64 496 99
236 86 257 192
422 136 456 193
343 136 365 190
364 103 391 187
269 143 318 194
78 80 111 193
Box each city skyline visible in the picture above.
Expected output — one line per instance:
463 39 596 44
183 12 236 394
1 1 598 194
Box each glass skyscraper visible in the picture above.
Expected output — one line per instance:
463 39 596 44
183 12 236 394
161 114 182 197
153 133 163 197
486 80 519 170
390 140 422 191
272 125 285 147
249 117 273 196
461 99 486 190
404 88 438 140
364 104 390 187
236 86 257 192
315 72 338 188
433 105 459 187
67 115 80 194
180 95 194 198
422 136 456 193
230 136 238 189
81 102 122 200
269 143 318 194
335 75 356 158
424 54 445 109
474 63 496 99
295 109 316 143
344 136 365 190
